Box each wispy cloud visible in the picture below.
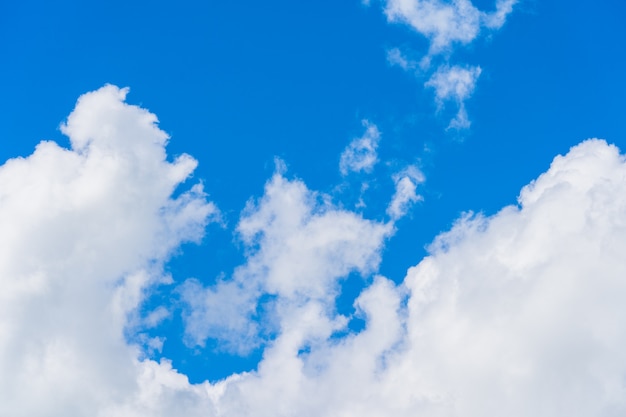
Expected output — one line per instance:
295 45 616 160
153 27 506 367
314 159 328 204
339 121 381 176
387 164 425 219
385 0 517 54
383 0 516 129
387 47 417 71
425 64 482 129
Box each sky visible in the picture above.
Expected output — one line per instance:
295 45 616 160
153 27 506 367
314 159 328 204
1 0 626 415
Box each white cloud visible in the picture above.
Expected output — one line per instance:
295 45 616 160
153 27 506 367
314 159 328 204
385 0 517 54
383 0 515 131
395 139 626 416
185 139 626 416
0 85 219 416
387 47 416 71
180 171 394 354
339 121 381 176
387 164 425 219
426 64 481 102
425 64 481 129
483 0 517 29
447 103 471 129
5 85 626 417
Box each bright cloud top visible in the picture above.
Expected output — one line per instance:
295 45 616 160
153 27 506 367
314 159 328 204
2 87 626 416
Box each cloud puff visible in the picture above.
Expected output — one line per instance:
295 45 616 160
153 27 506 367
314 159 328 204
180 170 393 354
425 64 482 129
387 164 425 219
339 121 381 176
385 0 517 54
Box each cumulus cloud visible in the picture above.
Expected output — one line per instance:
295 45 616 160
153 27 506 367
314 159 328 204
425 64 481 129
385 0 517 54
0 85 219 416
4 86 626 417
339 121 381 176
195 138 626 416
396 139 626 416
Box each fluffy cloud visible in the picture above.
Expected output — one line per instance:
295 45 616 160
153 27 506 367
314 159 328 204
425 64 482 129
339 121 381 176
396 139 626 415
180 169 393 354
385 0 517 54
4 86 626 416
0 85 219 416
197 138 626 416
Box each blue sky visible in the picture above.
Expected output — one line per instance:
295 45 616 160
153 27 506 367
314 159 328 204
2 1 626 415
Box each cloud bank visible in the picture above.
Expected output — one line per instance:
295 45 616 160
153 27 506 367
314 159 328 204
2 86 626 416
